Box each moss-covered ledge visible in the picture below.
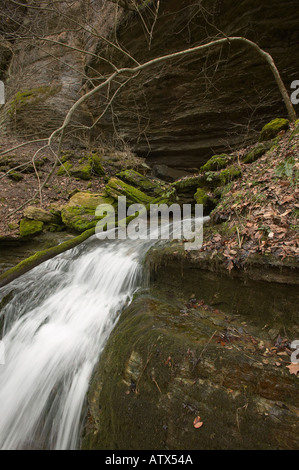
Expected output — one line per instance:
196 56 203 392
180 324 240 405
0 228 95 288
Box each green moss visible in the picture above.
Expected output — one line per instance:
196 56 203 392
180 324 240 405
61 206 99 232
88 153 105 176
61 152 76 163
194 187 209 205
60 192 115 232
24 206 60 224
8 222 19 231
259 118 290 142
219 165 242 185
242 143 272 164
106 177 153 205
200 154 232 172
70 164 92 180
172 175 205 192
57 162 72 176
116 169 165 196
68 192 114 210
8 86 60 115
7 170 23 181
200 165 241 188
44 223 65 233
19 219 44 237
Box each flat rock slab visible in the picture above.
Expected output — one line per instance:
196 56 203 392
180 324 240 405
82 291 299 450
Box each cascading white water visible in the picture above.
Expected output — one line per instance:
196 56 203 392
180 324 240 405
0 234 147 450
0 217 206 450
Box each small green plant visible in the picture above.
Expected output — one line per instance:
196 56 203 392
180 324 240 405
258 225 271 236
275 157 298 185
204 171 216 183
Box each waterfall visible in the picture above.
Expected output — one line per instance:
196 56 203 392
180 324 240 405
0 218 206 450
0 234 148 450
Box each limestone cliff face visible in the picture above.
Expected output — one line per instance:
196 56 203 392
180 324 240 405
0 0 298 168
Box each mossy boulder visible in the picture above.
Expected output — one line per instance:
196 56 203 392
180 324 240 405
105 177 153 205
19 219 44 237
200 154 232 172
60 151 77 163
61 207 98 232
172 175 205 192
61 192 114 232
70 163 92 180
0 155 45 174
49 203 63 219
259 118 290 142
24 206 60 224
57 161 93 180
242 142 273 164
116 169 165 197
68 192 113 210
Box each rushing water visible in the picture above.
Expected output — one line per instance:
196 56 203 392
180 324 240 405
0 234 148 450
0 219 206 450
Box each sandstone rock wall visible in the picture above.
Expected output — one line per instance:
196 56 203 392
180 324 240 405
89 0 299 167
1 0 298 168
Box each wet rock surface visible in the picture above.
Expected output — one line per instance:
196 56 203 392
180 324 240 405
82 289 299 450
0 231 74 276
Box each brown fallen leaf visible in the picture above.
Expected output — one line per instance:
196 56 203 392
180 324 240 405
193 416 204 429
280 195 294 204
165 356 172 366
286 363 299 376
213 234 222 242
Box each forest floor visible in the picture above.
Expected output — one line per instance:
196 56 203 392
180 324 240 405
0 137 109 238
200 126 299 270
